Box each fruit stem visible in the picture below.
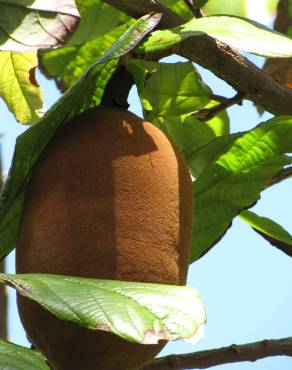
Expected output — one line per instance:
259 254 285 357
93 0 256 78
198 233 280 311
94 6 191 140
100 65 133 109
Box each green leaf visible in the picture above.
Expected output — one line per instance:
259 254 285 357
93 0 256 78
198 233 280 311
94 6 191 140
69 0 130 45
157 0 194 20
151 112 230 179
203 0 247 16
137 15 292 58
0 273 206 345
0 51 44 124
289 0 292 18
152 114 216 162
200 100 230 136
187 133 240 178
191 116 292 262
203 0 279 18
0 13 161 259
128 60 212 118
127 59 228 163
152 103 229 163
195 0 209 7
0 339 49 370
240 210 292 257
41 21 135 91
127 59 229 172
0 0 80 51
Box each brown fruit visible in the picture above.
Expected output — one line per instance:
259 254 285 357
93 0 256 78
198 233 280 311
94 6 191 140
16 106 193 370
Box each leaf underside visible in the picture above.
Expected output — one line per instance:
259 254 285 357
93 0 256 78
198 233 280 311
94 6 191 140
240 210 292 257
0 273 206 345
0 0 80 51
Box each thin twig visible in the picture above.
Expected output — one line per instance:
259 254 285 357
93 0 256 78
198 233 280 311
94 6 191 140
209 93 229 104
141 337 292 370
265 166 292 189
192 92 244 121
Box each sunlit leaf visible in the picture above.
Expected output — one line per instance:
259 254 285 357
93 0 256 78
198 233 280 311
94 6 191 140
191 116 292 261
0 339 49 369
152 114 216 163
203 0 279 20
1 273 206 345
187 133 239 178
201 100 230 136
0 51 44 124
128 60 211 118
68 0 130 45
203 0 247 17
0 14 162 258
157 0 193 20
128 58 229 174
0 0 80 51
152 103 229 164
240 209 292 257
40 21 134 91
137 15 292 57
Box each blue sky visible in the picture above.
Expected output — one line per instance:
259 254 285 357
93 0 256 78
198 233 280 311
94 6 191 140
1 53 292 369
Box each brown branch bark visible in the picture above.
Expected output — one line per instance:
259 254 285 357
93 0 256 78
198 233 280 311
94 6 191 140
141 337 292 370
102 0 292 116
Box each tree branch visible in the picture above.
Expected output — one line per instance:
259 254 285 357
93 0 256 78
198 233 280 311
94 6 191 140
193 92 244 121
141 337 292 370
102 0 292 116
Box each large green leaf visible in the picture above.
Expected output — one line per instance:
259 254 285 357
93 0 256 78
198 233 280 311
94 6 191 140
0 0 80 51
0 273 206 345
41 21 135 91
0 51 44 124
191 116 292 262
240 210 292 257
0 339 49 370
198 100 230 137
151 104 229 163
0 13 161 259
127 60 212 118
152 114 216 163
203 0 279 18
69 0 130 45
203 0 247 16
137 15 292 57
127 58 229 170
187 133 240 178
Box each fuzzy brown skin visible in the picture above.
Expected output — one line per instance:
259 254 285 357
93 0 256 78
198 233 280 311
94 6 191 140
16 107 193 370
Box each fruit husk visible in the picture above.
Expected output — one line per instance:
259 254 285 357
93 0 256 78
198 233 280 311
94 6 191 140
16 106 193 370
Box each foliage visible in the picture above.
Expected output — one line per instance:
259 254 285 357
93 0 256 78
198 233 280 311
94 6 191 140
0 339 49 370
137 15 292 57
0 0 291 367
0 51 44 124
0 273 205 344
